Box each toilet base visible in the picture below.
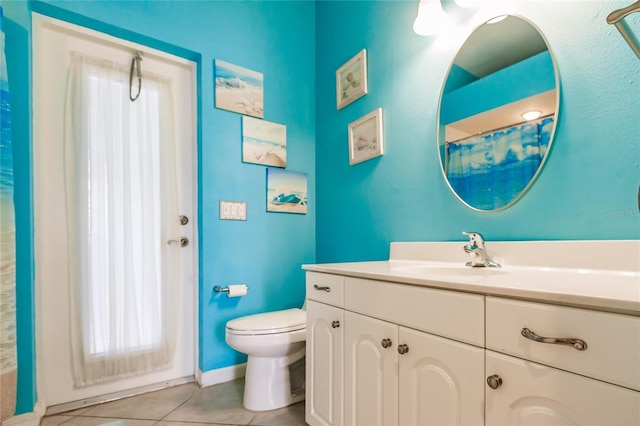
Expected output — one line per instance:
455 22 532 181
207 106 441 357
242 347 305 411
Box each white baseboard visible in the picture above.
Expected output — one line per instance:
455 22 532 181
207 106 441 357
8 367 245 423
196 363 246 388
3 401 46 426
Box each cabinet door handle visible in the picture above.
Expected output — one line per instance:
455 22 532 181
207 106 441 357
314 284 331 293
487 374 503 389
381 338 392 348
397 344 409 355
521 327 587 351
331 320 340 328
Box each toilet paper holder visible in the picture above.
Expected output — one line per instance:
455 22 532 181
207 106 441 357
214 284 249 295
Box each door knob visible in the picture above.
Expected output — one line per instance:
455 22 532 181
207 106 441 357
397 344 409 355
168 237 189 247
331 320 340 328
381 338 392 348
487 374 503 389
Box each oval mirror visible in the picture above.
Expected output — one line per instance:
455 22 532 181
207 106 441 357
437 15 560 211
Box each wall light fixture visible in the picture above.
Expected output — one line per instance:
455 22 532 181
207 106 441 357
413 0 451 36
454 0 478 8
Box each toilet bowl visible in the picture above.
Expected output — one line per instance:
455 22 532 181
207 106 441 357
225 308 306 411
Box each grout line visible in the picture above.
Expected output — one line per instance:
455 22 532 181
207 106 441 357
157 387 198 423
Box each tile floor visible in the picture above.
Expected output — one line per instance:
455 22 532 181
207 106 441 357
40 379 306 426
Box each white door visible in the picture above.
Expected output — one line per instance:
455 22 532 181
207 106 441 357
486 351 640 426
398 327 485 426
306 300 344 426
344 311 398 426
33 14 197 408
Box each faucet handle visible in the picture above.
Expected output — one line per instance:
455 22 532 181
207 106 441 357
462 231 486 247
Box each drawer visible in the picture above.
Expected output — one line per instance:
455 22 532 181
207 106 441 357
306 272 344 307
486 297 640 391
344 277 485 347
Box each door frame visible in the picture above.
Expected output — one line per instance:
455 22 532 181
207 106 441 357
31 12 199 413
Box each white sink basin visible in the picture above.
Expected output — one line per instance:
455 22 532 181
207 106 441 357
393 265 509 276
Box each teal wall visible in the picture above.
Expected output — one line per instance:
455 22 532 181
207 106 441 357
315 0 640 264
2 0 639 416
1 0 315 414
441 51 556 124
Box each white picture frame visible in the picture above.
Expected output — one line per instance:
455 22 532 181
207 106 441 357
336 49 368 110
348 108 384 165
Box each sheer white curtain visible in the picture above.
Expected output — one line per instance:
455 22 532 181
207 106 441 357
64 52 180 386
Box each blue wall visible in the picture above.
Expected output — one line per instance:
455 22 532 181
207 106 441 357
1 0 315 413
441 51 556 124
315 0 640 264
2 0 639 416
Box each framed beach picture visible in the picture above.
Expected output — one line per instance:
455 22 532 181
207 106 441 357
336 49 368 110
348 108 384 165
266 168 307 214
242 116 287 167
214 59 264 118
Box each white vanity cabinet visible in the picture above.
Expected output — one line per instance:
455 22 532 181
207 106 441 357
485 351 640 425
304 241 640 425
306 272 486 426
485 297 640 425
306 273 345 426
343 310 398 425
398 327 484 426
306 272 640 426
343 313 485 426
343 277 486 426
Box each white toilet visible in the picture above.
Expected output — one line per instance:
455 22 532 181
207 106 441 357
225 308 306 411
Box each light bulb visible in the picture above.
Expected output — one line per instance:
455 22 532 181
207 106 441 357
413 0 451 36
522 110 542 121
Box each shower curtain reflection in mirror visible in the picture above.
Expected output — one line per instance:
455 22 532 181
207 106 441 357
446 116 554 211
1 5 17 420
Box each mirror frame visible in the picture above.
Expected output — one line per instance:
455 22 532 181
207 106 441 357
437 14 561 212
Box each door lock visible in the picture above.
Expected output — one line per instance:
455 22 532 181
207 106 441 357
168 237 189 247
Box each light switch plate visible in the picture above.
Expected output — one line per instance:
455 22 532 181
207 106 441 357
219 200 247 221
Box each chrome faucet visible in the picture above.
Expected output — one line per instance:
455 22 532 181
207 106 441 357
462 231 501 268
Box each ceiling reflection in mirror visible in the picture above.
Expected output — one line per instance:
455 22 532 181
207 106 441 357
438 15 559 211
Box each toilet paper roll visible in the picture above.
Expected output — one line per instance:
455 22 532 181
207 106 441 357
227 284 248 298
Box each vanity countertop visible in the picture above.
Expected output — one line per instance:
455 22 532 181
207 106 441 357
302 241 640 316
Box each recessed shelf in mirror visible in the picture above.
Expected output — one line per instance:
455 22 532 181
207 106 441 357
437 15 560 212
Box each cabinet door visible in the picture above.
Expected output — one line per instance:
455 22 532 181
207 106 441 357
398 327 485 426
306 300 344 426
486 350 640 426
344 311 398 426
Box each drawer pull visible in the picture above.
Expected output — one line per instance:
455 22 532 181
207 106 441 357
521 327 588 351
331 320 340 329
381 338 392 349
313 284 331 292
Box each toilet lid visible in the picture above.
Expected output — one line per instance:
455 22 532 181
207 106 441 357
226 308 306 335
